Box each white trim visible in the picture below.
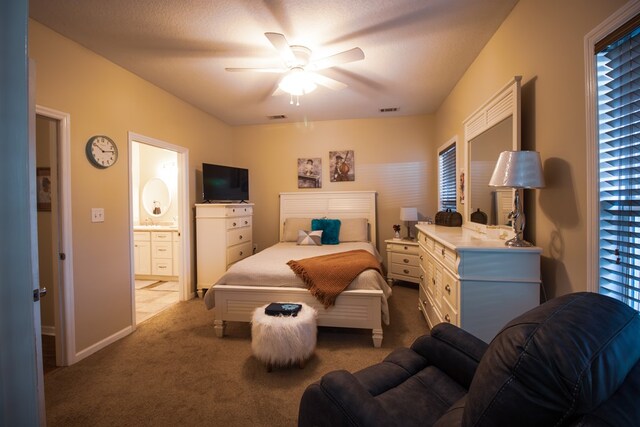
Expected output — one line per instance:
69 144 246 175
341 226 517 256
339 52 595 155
584 0 640 294
127 132 192 328
35 105 76 366
437 137 457 211
74 325 133 362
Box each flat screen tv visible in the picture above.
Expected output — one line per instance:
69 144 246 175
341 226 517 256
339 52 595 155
202 163 249 202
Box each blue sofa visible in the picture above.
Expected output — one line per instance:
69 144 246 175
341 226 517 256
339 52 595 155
298 292 640 426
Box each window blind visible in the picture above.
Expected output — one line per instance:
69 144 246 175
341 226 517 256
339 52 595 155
439 144 457 211
596 25 640 311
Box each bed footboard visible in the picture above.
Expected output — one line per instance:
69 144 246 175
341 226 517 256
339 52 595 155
213 285 384 347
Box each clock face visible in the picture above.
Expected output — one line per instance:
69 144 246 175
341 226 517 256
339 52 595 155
86 135 118 168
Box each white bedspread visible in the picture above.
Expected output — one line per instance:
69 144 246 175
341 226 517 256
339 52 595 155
203 242 393 324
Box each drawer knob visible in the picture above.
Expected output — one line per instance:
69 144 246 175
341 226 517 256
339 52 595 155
403 246 408 250
239 251 243 256
233 222 237 227
244 221 248 225
441 248 445 257
420 275 424 280
445 284 451 294
419 255 423 260
239 235 243 240
403 258 409 263
432 278 436 284
403 269 410 274
445 314 451 322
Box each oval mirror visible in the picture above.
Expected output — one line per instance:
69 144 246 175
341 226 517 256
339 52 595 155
142 177 171 217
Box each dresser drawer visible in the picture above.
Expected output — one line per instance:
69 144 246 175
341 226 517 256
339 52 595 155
418 232 435 252
390 263 420 278
226 206 253 217
227 227 251 246
440 298 458 326
391 252 419 267
227 241 253 265
387 242 419 255
226 216 252 230
441 268 458 309
152 242 172 259
433 241 457 273
152 259 172 276
419 285 442 329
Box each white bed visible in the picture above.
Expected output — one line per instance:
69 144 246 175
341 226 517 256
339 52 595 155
204 191 391 347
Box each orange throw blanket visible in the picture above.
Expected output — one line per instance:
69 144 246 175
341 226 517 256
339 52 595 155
287 249 382 308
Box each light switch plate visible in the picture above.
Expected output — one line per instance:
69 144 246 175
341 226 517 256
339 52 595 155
91 208 105 223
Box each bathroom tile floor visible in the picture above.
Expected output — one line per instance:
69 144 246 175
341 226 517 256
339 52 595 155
135 280 179 325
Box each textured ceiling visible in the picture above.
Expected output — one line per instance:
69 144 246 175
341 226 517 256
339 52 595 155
29 0 518 126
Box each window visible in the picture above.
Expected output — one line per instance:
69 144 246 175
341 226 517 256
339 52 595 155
438 141 457 211
594 13 640 311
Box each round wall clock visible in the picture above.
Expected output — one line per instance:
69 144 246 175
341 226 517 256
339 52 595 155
86 135 118 168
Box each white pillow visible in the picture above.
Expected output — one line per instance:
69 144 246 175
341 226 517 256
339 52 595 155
297 230 323 246
338 218 369 242
283 218 313 241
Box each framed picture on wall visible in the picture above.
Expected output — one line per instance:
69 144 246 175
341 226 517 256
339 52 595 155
37 167 52 212
329 150 354 182
297 158 322 188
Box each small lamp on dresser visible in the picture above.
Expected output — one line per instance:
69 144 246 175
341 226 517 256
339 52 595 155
489 150 545 247
400 207 418 240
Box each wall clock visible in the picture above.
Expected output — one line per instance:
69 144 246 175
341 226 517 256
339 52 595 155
86 135 118 169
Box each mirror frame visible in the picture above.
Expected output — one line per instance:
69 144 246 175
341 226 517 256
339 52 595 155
463 76 522 233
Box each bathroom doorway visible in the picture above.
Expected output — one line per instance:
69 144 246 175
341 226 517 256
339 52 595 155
128 132 191 326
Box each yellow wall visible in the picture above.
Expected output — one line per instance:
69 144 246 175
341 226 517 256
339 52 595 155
231 115 437 257
435 0 627 297
29 20 233 352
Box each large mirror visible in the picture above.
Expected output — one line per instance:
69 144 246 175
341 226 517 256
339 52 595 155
142 177 171 217
463 76 521 230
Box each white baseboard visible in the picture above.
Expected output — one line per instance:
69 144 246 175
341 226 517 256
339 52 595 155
74 325 133 363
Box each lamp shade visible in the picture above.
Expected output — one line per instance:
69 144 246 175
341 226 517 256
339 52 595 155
400 207 418 222
488 151 545 189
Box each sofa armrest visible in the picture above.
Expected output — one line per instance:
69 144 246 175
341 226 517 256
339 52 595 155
298 370 391 427
411 323 488 389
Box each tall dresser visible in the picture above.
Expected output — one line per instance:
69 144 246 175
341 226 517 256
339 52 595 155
195 203 253 297
415 224 541 343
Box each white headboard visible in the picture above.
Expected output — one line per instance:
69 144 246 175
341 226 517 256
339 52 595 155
279 191 378 243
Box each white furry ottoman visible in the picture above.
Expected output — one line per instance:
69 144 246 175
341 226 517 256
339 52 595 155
251 303 317 371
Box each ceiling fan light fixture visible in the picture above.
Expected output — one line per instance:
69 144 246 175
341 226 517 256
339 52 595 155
278 67 317 96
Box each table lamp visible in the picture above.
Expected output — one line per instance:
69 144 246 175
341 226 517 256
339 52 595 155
488 151 545 247
400 207 418 240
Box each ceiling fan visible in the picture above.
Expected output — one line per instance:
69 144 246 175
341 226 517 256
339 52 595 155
225 32 364 103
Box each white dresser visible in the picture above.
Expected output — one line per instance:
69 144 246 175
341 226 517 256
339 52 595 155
384 239 421 285
416 224 541 343
195 203 253 297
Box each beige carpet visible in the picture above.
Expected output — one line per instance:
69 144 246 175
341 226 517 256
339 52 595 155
44 283 428 426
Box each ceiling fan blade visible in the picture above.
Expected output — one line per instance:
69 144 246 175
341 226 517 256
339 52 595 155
310 47 365 70
225 67 287 73
309 73 347 90
265 32 296 65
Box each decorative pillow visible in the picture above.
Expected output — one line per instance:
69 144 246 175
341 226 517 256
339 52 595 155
297 230 323 246
283 218 313 241
338 218 369 242
311 218 341 245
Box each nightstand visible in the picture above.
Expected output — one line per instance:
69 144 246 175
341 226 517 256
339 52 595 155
385 239 420 285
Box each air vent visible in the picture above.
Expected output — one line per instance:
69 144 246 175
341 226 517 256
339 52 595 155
379 107 398 113
267 114 287 120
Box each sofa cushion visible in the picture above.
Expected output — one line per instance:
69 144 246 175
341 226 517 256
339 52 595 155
463 292 640 427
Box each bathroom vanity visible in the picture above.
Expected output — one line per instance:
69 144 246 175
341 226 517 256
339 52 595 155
133 226 179 280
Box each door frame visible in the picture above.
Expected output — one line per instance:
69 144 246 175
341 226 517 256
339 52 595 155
36 105 76 366
128 132 192 327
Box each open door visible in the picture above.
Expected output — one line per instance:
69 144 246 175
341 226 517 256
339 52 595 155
0 2 46 423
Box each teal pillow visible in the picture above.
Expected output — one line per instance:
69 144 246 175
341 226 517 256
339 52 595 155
311 219 341 245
